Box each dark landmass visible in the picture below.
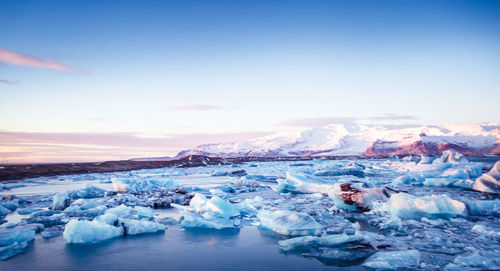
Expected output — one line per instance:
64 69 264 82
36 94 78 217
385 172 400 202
0 155 318 181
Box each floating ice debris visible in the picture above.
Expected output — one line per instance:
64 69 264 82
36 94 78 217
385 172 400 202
112 178 181 193
473 161 500 194
105 204 137 219
0 205 9 216
257 209 322 236
466 200 500 217
187 193 240 218
387 193 466 219
0 241 29 260
444 251 500 271
63 219 122 244
17 208 42 215
135 206 154 219
64 205 107 218
27 213 68 227
279 233 364 251
471 224 500 239
276 172 332 194
180 212 236 229
0 226 35 247
362 250 420 270
328 183 388 212
435 150 467 164
175 193 241 229
52 184 106 210
119 218 166 235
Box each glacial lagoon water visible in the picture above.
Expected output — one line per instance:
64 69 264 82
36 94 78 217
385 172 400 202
1 154 500 270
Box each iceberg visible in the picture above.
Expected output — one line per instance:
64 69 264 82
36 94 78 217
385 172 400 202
175 193 241 229
362 250 420 270
0 205 9 216
112 178 181 193
275 172 332 194
0 227 36 247
444 251 500 271
52 184 106 210
180 212 236 229
279 233 364 251
473 161 500 194
0 241 29 261
63 219 123 244
188 193 240 218
105 204 137 219
135 206 154 219
257 209 322 236
387 193 466 219
466 200 500 217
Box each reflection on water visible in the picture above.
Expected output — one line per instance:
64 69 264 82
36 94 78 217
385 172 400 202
0 225 365 271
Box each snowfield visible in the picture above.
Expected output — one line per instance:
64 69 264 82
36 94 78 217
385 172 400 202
0 152 499 270
177 123 500 157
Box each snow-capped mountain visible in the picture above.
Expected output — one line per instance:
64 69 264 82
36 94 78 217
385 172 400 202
176 123 500 157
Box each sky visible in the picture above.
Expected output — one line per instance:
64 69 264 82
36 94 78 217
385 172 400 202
1 0 500 163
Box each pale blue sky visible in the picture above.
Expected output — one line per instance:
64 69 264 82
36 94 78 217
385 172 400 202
1 0 499 161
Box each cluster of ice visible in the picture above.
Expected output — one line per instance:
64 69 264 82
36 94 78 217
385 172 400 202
112 178 181 193
279 233 363 251
63 211 165 244
0 226 36 260
275 172 332 194
52 184 106 210
175 193 242 229
257 209 322 236
361 250 421 270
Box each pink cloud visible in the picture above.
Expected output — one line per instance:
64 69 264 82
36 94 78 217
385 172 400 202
0 79 18 84
0 47 87 74
169 104 223 111
0 131 271 163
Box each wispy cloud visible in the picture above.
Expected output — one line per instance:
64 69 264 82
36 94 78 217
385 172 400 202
0 47 87 74
369 113 418 121
0 131 271 163
0 79 18 84
280 114 419 127
169 104 223 111
280 117 358 127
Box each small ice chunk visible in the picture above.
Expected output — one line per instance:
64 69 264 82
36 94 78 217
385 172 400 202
112 178 181 193
473 161 500 194
276 172 332 194
388 193 466 219
466 200 500 217
0 241 28 260
180 212 236 229
471 224 500 239
257 209 322 236
362 250 420 270
279 233 364 251
135 206 154 219
0 227 36 247
0 205 9 216
119 219 166 235
63 219 123 244
444 251 500 271
188 194 240 218
105 204 137 219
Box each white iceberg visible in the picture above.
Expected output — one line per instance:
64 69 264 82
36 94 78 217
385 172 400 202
112 178 181 193
279 233 364 251
387 193 466 219
362 250 420 270
63 219 123 244
257 209 322 236
473 161 500 194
